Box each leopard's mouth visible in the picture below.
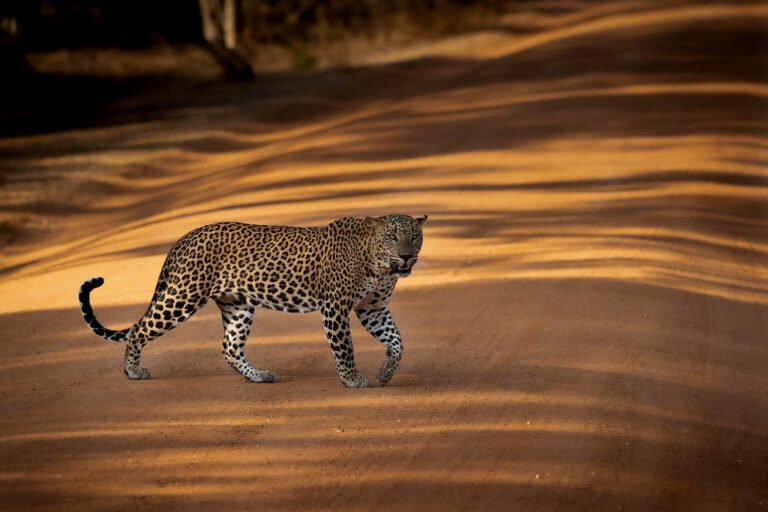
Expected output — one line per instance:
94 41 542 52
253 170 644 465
390 260 414 277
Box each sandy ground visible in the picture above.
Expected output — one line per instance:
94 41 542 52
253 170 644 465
1 1 767 510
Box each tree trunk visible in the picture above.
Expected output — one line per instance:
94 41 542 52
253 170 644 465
222 0 236 50
197 0 254 79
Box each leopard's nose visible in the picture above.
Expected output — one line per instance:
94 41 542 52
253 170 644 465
399 253 414 263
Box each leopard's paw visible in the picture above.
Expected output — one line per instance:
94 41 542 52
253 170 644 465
124 366 151 380
341 372 371 388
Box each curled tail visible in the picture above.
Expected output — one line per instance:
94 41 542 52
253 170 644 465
78 277 131 342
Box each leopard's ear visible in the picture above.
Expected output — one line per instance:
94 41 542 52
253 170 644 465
416 214 428 225
365 216 385 230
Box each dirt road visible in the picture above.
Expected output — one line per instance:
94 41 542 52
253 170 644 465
1 2 767 510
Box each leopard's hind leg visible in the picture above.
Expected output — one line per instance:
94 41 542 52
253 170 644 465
124 287 207 379
216 294 275 383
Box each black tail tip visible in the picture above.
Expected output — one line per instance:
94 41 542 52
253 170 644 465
82 277 105 291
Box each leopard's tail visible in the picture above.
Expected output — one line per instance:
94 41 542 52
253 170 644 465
78 277 131 342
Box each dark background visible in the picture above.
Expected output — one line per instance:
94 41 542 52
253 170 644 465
1 0 509 136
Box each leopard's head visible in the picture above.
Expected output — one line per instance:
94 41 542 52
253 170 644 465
366 214 428 277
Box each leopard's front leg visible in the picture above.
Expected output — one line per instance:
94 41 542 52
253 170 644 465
355 306 402 386
321 304 370 388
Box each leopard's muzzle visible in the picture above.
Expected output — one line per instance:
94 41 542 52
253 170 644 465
390 254 417 277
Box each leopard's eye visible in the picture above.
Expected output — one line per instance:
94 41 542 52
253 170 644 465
411 233 420 241
388 234 398 242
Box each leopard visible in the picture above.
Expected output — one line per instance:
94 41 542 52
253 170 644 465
78 214 427 388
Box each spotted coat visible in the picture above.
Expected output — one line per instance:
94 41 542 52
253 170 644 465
79 214 427 387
